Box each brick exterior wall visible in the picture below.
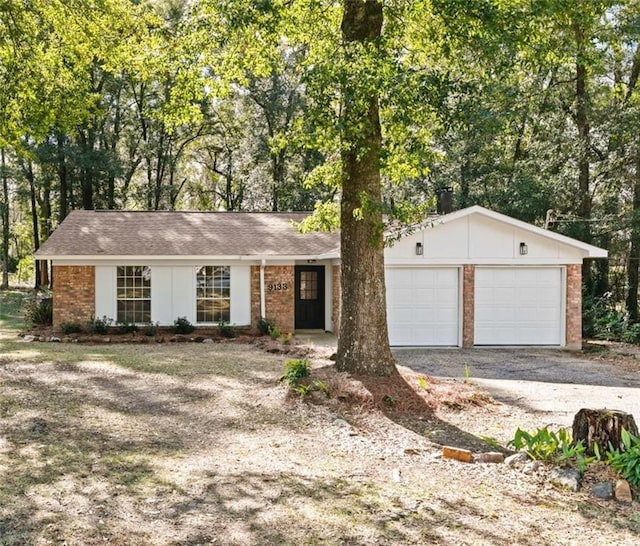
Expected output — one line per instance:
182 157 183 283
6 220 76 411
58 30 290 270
565 264 582 350
52 265 95 329
462 265 475 348
250 265 295 334
332 265 341 334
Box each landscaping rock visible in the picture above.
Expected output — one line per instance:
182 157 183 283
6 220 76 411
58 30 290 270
21 335 36 342
591 482 614 499
615 479 633 503
473 452 505 464
549 468 581 492
523 461 541 474
505 452 529 467
202 338 216 344
442 446 473 463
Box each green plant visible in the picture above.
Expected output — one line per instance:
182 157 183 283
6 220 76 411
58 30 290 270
509 427 572 461
622 323 640 344
281 358 311 386
60 322 82 334
142 322 159 337
268 324 281 340
293 384 313 396
463 363 470 383
257 317 276 336
218 322 236 339
417 376 428 390
313 379 330 397
23 295 53 325
606 428 640 488
117 321 138 334
480 436 502 450
382 394 396 407
173 316 195 334
88 316 112 334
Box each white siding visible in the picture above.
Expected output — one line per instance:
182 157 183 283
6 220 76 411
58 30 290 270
172 267 195 322
229 265 251 325
151 267 173 325
95 266 116 321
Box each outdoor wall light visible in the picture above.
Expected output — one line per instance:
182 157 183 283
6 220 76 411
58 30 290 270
519 242 528 255
416 242 424 256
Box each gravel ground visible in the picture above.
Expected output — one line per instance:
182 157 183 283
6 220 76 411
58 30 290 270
394 346 640 429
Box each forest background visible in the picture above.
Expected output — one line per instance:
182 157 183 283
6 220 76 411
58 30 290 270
1 0 640 341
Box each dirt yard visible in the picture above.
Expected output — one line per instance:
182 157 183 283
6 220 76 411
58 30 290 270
1 336 640 545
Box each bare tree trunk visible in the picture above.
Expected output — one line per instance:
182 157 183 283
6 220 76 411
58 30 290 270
627 147 640 321
57 132 69 223
24 158 41 289
574 21 593 292
0 148 9 289
336 0 397 377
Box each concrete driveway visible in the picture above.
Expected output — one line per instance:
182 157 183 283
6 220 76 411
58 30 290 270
394 347 640 427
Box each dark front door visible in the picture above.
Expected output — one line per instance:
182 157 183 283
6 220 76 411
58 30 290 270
295 265 325 330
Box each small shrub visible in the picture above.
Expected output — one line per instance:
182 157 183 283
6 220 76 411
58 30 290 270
60 322 82 334
173 316 195 334
607 428 640 488
509 426 594 472
116 321 138 334
268 324 281 340
257 317 276 336
512 427 570 460
24 295 53 326
293 384 314 396
313 379 330 397
281 358 311 386
142 322 159 337
218 322 236 339
622 323 640 345
88 316 112 335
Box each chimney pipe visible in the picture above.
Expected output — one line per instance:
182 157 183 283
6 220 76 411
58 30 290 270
435 187 453 214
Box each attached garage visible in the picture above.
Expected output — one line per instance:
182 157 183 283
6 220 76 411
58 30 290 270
383 206 607 349
386 267 459 346
474 267 563 345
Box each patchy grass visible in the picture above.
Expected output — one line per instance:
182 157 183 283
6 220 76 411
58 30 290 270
1 287 640 544
0 289 29 332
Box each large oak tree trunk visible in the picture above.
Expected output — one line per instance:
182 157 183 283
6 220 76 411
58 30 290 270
336 0 397 377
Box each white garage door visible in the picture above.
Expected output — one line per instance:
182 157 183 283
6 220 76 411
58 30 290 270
386 267 459 346
475 267 563 345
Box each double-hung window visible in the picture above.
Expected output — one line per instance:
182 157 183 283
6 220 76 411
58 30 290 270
196 266 230 323
116 266 151 323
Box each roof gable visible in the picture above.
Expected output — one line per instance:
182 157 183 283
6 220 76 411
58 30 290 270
429 206 607 258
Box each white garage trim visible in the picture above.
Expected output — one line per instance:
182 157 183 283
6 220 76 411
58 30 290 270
386 266 460 346
474 267 565 346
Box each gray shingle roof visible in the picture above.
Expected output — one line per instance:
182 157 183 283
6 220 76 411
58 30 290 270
35 210 340 258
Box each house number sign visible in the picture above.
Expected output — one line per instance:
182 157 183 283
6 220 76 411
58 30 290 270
268 282 288 291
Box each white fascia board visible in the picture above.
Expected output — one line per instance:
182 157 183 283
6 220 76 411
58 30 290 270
428 206 608 258
384 257 584 266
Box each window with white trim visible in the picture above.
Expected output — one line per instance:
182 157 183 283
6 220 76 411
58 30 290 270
196 266 230 323
116 266 151 323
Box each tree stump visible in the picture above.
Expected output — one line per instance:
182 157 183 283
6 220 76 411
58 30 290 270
572 408 639 455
